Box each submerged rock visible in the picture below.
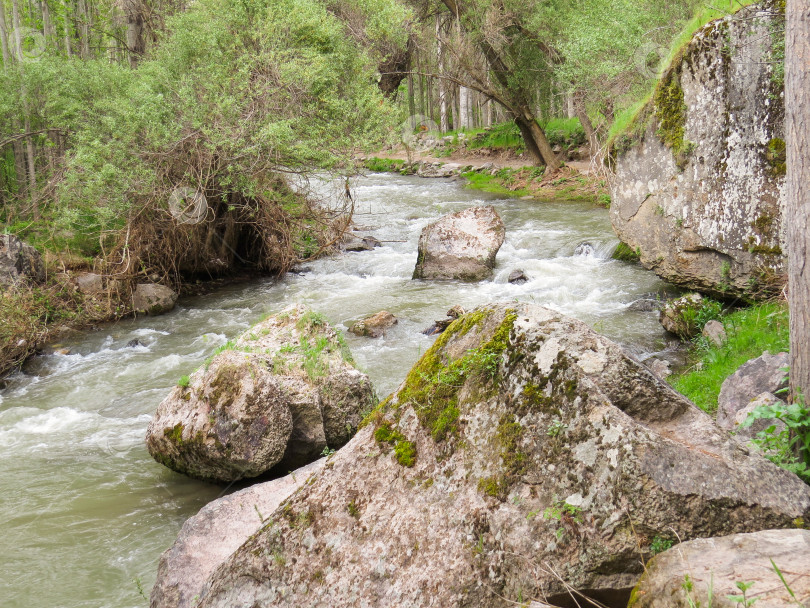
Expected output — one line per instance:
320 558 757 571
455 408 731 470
339 233 381 252
150 459 324 608
196 303 810 608
507 269 529 284
610 4 785 298
422 305 467 336
0 235 45 287
413 206 505 281
349 311 397 338
133 283 178 316
716 351 789 431
627 298 661 312
145 306 374 482
629 530 810 607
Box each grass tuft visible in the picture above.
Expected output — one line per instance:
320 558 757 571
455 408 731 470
669 302 789 414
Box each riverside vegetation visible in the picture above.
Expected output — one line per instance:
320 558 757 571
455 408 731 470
3 0 810 606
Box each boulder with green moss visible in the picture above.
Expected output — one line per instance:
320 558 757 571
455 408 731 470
145 306 374 482
610 3 786 298
194 302 810 607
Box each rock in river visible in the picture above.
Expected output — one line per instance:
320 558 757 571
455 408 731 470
133 283 178 316
195 303 810 607
412 205 505 281
349 310 397 338
151 459 325 608
145 306 374 482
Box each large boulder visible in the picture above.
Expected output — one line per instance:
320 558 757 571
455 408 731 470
145 306 374 482
413 205 505 281
716 351 789 430
133 283 178 315
0 235 45 286
151 459 325 608
610 4 786 298
629 529 810 607
196 303 810 608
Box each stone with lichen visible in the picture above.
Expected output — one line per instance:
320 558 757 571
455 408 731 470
194 302 810 607
610 3 786 298
145 306 374 482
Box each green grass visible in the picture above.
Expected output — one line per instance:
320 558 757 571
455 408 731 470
466 122 523 151
543 117 586 148
363 157 406 172
461 170 531 198
669 302 789 414
659 1 758 75
607 95 652 144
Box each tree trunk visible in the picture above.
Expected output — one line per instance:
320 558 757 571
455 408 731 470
436 15 448 132
407 72 415 120
786 0 810 399
0 0 11 65
573 89 599 154
459 85 470 129
40 0 53 47
62 0 72 57
514 113 559 169
123 0 145 66
77 0 89 58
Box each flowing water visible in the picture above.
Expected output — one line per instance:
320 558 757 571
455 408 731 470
0 173 676 608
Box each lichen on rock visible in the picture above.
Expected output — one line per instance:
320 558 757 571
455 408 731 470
193 302 810 607
145 305 374 482
610 2 786 299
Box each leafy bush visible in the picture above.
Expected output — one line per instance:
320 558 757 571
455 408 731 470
743 394 810 483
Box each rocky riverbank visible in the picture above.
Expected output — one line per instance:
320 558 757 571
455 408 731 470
149 302 810 608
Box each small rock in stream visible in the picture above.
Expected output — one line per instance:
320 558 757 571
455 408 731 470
507 269 529 285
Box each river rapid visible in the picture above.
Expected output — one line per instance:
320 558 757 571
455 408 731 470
0 172 675 607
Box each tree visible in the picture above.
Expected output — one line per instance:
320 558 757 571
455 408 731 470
436 0 561 169
785 0 810 397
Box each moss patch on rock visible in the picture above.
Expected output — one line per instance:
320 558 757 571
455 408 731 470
765 137 786 176
374 422 416 467
612 242 641 263
654 66 694 171
394 309 518 444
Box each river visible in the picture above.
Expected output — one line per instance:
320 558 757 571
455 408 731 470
0 172 674 608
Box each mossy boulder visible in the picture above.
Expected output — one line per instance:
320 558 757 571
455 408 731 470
412 205 505 281
145 306 374 482
610 3 785 299
193 303 810 607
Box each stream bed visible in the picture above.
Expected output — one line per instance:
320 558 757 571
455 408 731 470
0 173 676 608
